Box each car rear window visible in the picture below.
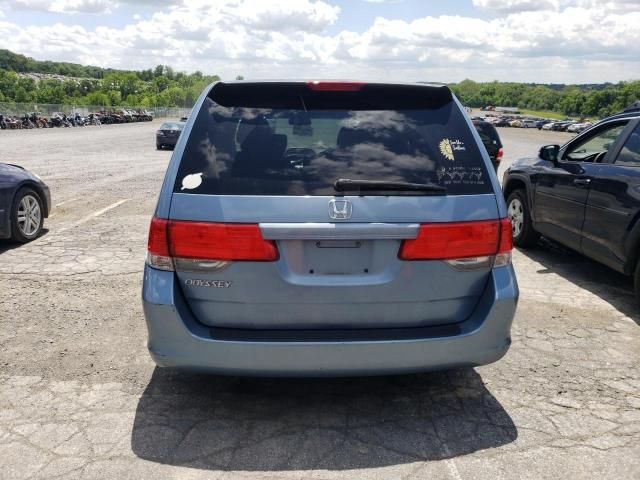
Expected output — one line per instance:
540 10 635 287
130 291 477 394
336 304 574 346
174 82 492 196
161 122 183 129
473 121 502 147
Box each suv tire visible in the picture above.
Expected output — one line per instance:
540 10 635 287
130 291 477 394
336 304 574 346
11 188 44 243
507 189 539 248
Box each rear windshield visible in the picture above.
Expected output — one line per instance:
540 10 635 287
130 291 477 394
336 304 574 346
473 121 502 147
174 83 492 196
161 122 183 130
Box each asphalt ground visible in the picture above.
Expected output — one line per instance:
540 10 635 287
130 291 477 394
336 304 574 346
0 123 638 479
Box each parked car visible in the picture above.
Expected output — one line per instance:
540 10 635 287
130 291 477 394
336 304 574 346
567 122 592 133
473 119 504 171
502 106 640 301
541 122 556 130
551 121 572 131
510 119 522 128
492 117 511 127
0 163 51 242
155 121 185 150
520 119 538 128
142 80 518 375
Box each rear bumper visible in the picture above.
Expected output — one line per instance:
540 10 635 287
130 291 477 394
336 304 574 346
141 264 518 376
157 135 178 146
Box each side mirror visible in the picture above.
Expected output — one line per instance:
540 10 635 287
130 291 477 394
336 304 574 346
539 144 560 164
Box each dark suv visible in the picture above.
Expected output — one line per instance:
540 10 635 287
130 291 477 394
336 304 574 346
502 105 640 300
473 119 503 171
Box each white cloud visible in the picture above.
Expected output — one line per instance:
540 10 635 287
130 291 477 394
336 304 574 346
473 0 560 11
571 0 640 12
9 0 113 14
1 0 639 83
232 0 340 32
473 0 640 13
5 0 181 14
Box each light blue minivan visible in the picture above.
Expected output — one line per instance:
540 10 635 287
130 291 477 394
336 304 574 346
142 81 518 376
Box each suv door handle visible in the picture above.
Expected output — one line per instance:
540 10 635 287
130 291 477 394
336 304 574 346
573 178 591 187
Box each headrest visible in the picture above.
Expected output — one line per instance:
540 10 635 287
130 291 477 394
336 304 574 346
337 127 379 149
240 125 272 151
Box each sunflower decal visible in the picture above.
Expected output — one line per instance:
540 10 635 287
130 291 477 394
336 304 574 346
439 139 455 161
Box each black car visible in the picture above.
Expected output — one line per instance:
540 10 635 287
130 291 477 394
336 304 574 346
551 121 572 131
0 163 51 242
492 117 511 127
473 119 503 171
156 121 185 150
502 105 640 299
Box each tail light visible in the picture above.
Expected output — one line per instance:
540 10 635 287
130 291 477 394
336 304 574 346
399 218 512 269
147 218 173 270
146 217 278 271
496 147 504 161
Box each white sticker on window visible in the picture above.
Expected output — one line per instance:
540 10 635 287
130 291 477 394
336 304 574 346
181 172 203 190
437 166 484 185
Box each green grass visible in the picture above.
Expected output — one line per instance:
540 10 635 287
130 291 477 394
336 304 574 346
518 109 568 120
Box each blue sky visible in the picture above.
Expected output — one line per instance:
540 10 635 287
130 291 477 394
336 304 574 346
0 0 638 83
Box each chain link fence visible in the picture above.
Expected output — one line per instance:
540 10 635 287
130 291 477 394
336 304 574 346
0 102 191 119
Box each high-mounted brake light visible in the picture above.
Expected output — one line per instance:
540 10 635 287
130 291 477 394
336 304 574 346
399 219 513 268
146 217 278 271
306 81 365 92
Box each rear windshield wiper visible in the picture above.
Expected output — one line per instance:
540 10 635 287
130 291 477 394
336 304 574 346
333 178 446 194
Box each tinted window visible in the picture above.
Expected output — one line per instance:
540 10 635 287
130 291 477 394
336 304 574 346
174 83 491 196
473 121 501 147
161 122 183 130
615 124 640 166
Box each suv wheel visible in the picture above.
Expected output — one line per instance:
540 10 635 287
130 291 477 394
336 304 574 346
506 189 539 248
11 188 44 243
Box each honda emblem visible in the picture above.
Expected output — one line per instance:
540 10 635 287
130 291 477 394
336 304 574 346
328 199 352 220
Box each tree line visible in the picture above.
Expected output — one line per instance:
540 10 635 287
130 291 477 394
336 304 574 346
450 79 640 118
0 49 639 116
0 49 221 108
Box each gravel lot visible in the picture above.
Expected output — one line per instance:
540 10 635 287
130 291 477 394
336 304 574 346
0 123 639 480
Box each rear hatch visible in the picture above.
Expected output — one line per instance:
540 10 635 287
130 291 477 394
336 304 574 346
158 122 184 141
473 120 502 160
158 82 504 331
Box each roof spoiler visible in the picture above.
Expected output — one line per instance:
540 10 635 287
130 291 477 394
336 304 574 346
209 81 453 110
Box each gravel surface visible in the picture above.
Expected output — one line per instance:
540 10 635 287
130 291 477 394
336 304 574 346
0 124 638 480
